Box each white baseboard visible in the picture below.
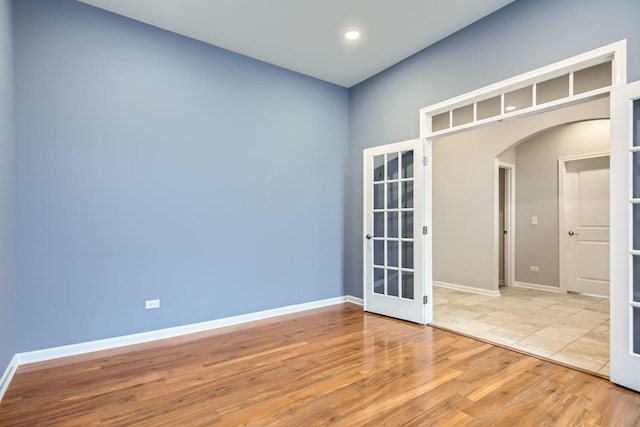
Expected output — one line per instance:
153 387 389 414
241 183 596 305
434 281 500 297
17 296 351 366
346 295 363 306
0 295 358 401
513 281 564 293
0 355 18 401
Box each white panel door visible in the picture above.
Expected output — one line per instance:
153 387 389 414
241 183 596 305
610 80 640 392
363 139 431 324
563 155 610 296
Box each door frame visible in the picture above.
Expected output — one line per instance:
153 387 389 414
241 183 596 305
558 152 610 293
496 161 515 288
416 40 630 386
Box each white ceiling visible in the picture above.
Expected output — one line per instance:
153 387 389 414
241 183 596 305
78 0 515 88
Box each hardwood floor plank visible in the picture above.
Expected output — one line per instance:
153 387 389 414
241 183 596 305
1 303 639 426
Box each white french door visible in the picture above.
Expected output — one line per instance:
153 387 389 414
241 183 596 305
610 80 640 392
363 139 431 324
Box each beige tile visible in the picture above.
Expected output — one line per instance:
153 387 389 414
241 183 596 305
458 295 497 305
452 319 497 335
465 305 497 316
527 308 570 323
514 316 555 330
473 314 514 327
515 334 568 355
484 324 540 342
599 362 611 377
556 337 609 366
511 299 556 310
449 309 482 320
582 323 609 343
562 313 607 330
590 300 610 314
499 306 539 316
545 303 584 314
535 324 590 343
577 309 610 320
483 310 521 322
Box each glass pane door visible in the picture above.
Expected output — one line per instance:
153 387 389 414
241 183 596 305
632 98 640 356
363 139 430 325
611 80 640 392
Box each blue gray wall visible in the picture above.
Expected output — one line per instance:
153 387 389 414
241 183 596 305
346 0 640 297
0 0 15 370
13 0 348 352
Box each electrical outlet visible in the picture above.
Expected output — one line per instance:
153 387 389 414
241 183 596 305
145 299 160 310
531 216 538 225
529 266 539 272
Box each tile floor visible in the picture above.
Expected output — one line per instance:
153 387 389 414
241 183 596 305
432 285 610 376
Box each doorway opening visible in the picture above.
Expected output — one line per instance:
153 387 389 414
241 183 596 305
497 162 515 288
432 116 611 376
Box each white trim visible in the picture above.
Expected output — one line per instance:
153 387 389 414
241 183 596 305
346 295 364 306
14 296 349 367
513 281 564 293
0 355 19 401
434 281 500 297
558 152 610 293
419 40 626 138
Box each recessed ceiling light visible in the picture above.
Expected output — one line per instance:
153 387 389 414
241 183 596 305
505 105 516 111
344 29 361 41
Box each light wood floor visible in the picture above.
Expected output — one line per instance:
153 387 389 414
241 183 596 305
1 304 639 426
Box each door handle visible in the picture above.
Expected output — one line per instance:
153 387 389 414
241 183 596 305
568 231 579 236
365 234 372 240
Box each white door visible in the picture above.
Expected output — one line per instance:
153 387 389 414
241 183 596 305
363 139 431 324
610 80 640 392
561 155 610 296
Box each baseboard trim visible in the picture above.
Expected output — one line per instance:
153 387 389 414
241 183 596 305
0 355 19 401
346 296 363 306
16 296 353 367
434 281 500 297
513 281 564 293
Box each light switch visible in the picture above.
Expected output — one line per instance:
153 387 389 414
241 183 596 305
531 216 538 225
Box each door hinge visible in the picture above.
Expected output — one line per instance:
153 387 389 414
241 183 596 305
423 226 428 235
423 156 428 166
423 295 428 304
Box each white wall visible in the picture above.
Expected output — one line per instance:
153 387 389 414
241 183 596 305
515 119 610 288
432 97 609 291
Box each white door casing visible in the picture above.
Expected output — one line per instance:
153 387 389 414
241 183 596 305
416 41 639 391
610 79 640 392
559 154 610 296
363 138 432 324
